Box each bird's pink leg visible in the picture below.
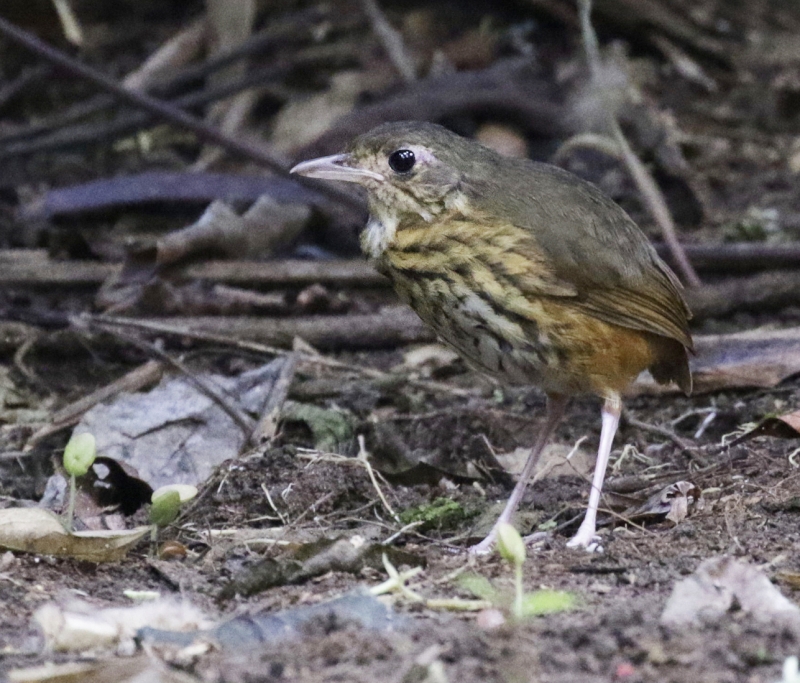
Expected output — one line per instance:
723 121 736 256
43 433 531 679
567 395 621 551
470 394 568 555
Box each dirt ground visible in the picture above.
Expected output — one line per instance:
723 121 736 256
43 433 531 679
2 364 800 683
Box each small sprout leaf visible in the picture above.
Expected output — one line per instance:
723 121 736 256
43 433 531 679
150 490 181 527
152 484 198 504
457 573 500 602
520 590 576 617
497 522 526 567
63 433 96 477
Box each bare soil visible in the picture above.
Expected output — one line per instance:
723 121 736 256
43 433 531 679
2 368 800 683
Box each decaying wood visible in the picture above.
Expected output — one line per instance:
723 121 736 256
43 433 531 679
0 250 116 286
131 307 433 350
20 172 336 221
655 243 800 274
251 353 298 444
0 251 384 288
684 270 800 320
180 260 384 287
5 251 800 322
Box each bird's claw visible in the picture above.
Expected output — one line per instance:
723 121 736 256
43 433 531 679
566 527 604 553
468 534 496 555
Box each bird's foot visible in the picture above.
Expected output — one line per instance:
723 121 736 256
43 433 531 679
468 530 497 555
566 523 604 553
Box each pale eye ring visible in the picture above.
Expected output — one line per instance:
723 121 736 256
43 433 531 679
388 149 415 174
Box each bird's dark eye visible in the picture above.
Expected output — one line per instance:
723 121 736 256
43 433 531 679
388 149 415 174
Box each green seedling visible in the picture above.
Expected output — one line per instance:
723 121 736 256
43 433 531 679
62 432 97 532
497 522 527 619
149 485 197 553
459 523 576 621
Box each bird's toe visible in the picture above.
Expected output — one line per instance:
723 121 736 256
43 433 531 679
566 528 604 553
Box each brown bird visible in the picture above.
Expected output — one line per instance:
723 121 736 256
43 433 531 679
291 121 692 553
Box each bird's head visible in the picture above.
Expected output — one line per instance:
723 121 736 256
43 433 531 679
290 121 500 255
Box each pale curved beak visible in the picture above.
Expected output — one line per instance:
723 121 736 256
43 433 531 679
289 153 384 183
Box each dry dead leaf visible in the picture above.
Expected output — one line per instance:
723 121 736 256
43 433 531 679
661 556 800 628
76 360 287 490
474 123 528 158
496 442 593 482
7 658 164 683
777 571 800 590
632 327 800 395
271 72 366 155
626 481 703 525
34 598 210 653
730 409 800 444
400 344 460 375
0 508 148 563
156 197 310 265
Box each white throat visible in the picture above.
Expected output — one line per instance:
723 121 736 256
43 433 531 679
362 203 399 259
362 198 437 258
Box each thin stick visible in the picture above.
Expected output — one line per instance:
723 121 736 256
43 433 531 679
0 64 50 110
624 414 695 453
250 353 297 445
27 360 164 447
577 0 701 287
357 435 401 523
361 0 417 83
84 314 473 397
98 325 255 437
0 16 361 213
0 7 341 146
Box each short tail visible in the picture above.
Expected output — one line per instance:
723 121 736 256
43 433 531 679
649 337 692 395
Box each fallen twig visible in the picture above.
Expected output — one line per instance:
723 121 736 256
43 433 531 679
84 313 473 397
361 0 417 83
578 0 700 287
251 353 298 444
684 269 800 319
623 414 702 464
27 360 164 447
654 243 800 274
0 64 51 111
0 15 361 212
92 307 432 350
7 250 800 316
92 324 255 436
0 7 347 147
